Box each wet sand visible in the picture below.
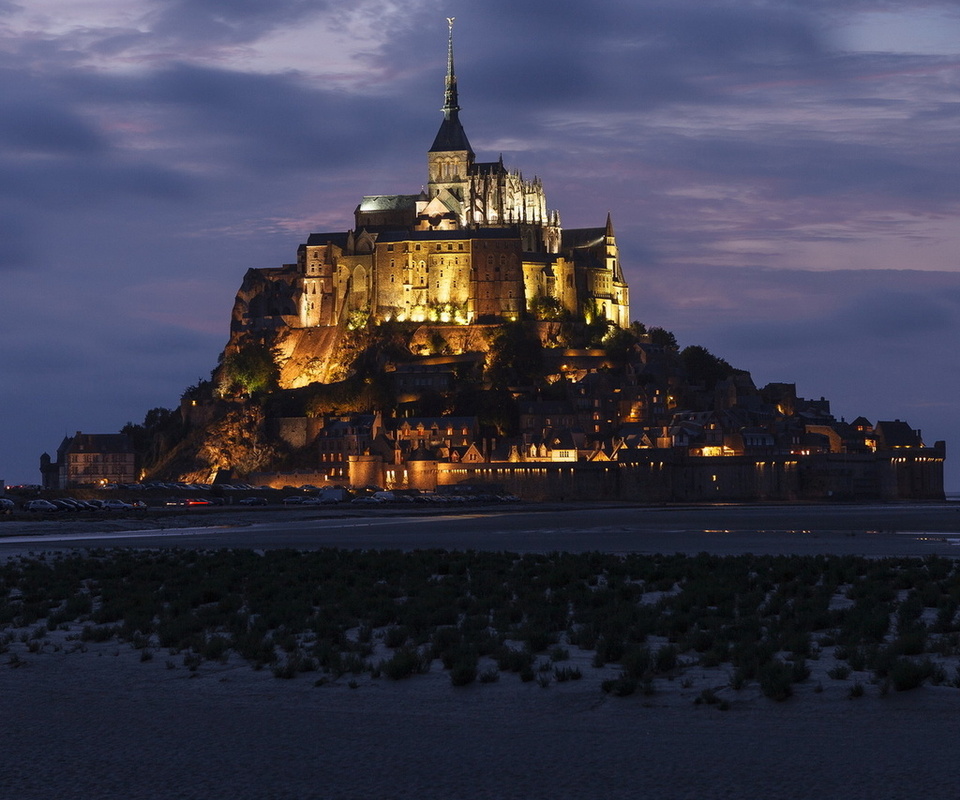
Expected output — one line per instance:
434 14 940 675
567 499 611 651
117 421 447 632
3 638 960 800
4 501 960 557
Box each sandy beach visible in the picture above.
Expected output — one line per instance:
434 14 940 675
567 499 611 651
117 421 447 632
3 502 960 799
4 636 960 800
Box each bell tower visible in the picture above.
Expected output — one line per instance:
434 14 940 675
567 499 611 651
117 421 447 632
427 18 474 214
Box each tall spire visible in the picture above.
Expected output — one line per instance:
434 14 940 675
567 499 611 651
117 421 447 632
429 17 473 154
443 17 459 119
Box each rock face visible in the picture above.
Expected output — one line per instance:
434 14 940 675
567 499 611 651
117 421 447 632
273 327 345 388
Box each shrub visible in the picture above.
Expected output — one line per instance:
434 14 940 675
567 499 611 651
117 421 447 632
449 652 479 687
696 688 721 706
384 626 409 649
380 647 428 680
655 644 679 675
554 665 582 682
548 645 569 662
791 658 811 683
889 657 935 691
601 673 638 697
620 645 652 679
759 660 794 701
80 624 119 643
478 667 500 683
827 665 851 680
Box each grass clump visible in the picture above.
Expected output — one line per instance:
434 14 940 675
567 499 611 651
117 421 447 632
380 647 429 680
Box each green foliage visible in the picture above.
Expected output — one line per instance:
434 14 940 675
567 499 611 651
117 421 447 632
220 342 280 395
529 293 566 321
346 306 370 331
602 326 640 363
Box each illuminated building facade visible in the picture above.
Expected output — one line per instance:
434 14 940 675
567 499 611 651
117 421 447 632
233 21 629 341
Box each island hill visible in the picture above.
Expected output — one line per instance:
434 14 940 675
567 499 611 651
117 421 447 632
49 24 943 502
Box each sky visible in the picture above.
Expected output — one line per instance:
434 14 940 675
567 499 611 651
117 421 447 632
2 0 960 489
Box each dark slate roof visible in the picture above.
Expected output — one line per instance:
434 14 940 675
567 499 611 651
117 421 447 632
471 161 507 176
64 433 134 454
562 227 605 249
429 114 473 154
305 232 350 248
875 420 922 448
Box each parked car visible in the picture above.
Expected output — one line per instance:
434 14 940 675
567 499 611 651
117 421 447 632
350 496 384 505
100 499 133 510
25 499 58 512
0 498 15 514
239 496 268 506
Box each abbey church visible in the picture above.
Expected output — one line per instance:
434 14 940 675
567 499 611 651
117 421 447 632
231 21 630 351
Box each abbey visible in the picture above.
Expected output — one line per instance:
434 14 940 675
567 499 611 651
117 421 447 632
232 22 629 342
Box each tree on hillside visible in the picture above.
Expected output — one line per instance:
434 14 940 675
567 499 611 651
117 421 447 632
648 326 678 349
603 325 641 363
680 345 735 390
219 342 281 396
487 322 544 388
529 293 566 321
122 406 183 476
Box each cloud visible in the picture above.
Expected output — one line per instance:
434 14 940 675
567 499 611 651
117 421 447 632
3 0 960 490
146 0 329 47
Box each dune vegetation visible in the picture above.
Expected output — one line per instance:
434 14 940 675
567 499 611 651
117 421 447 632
3 548 960 701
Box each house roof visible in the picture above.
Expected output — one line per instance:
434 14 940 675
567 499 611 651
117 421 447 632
64 433 134 454
875 420 922 448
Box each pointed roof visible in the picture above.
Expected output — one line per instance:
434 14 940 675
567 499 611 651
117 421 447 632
429 18 473 154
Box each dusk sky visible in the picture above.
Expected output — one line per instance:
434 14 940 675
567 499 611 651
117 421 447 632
2 0 960 489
